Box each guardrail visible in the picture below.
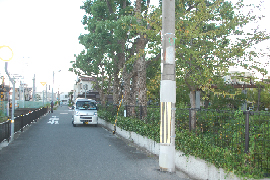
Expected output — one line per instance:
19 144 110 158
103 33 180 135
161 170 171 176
0 107 48 143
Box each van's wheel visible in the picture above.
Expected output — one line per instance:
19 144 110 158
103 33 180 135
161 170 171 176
95 124 97 127
72 121 76 127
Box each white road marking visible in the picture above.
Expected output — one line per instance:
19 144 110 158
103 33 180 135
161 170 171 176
60 113 68 114
47 116 59 124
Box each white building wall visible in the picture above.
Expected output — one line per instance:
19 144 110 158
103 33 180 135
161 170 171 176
73 76 95 100
60 92 69 104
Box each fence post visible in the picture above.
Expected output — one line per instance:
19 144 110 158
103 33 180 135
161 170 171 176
126 105 128 117
244 111 250 154
189 108 191 132
140 105 142 120
21 114 23 132
34 109 38 122
8 119 10 142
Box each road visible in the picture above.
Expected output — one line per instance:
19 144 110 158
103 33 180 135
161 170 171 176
0 105 190 180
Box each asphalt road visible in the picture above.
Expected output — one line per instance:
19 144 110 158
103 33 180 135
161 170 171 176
0 105 190 180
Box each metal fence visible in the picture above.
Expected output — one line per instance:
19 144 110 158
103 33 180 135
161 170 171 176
99 104 270 176
176 108 270 177
100 104 158 120
18 101 51 108
0 107 48 143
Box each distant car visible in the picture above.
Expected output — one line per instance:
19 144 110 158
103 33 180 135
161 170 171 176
72 98 98 127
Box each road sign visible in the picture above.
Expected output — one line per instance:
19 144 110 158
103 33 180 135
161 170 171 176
40 82 46 86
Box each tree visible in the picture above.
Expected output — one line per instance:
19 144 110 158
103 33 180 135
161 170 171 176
71 0 131 106
172 0 269 130
70 0 161 120
247 81 270 111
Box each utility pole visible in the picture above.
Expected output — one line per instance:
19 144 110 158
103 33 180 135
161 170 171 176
32 74 35 101
43 90 44 107
5 62 15 141
52 71 54 103
46 84 47 102
19 81 22 102
159 0 176 172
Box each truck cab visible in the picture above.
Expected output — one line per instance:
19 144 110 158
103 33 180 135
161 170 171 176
72 98 98 127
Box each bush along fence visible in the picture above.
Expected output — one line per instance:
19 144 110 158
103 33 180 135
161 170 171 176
0 107 48 143
175 108 270 179
98 104 270 179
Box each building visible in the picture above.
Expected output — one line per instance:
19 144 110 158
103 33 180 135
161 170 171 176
223 71 255 85
73 76 113 103
59 92 69 105
73 76 96 100
15 85 33 101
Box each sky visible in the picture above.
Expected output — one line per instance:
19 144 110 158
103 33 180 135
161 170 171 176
0 0 269 94
228 0 270 79
0 0 86 93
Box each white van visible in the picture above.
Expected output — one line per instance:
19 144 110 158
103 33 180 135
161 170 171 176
72 98 98 127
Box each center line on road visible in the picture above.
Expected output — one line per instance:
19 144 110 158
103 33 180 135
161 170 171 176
60 113 68 114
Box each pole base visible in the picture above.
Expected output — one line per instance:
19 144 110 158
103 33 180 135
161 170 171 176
159 144 175 172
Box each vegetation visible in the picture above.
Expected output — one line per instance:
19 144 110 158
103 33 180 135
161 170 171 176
68 100 74 107
74 1 270 179
70 0 269 125
98 105 270 179
0 114 8 123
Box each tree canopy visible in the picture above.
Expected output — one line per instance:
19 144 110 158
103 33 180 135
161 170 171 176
70 0 269 124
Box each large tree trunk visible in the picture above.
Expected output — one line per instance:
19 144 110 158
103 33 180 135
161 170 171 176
131 71 138 117
122 65 134 117
134 0 149 121
138 55 147 121
97 71 105 106
106 73 112 104
189 90 196 131
113 69 120 105
113 40 126 104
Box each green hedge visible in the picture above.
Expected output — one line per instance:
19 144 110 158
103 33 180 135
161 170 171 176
98 106 269 179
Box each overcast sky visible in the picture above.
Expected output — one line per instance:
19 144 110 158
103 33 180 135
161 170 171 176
0 0 86 93
0 0 269 94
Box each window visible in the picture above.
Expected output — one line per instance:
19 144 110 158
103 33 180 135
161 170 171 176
76 101 97 110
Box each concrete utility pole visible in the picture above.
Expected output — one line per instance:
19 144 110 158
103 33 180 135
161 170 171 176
43 90 44 107
22 82 25 108
52 70 61 103
33 74 35 101
5 62 15 141
46 84 47 102
159 0 176 172
52 71 54 103
19 81 22 102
